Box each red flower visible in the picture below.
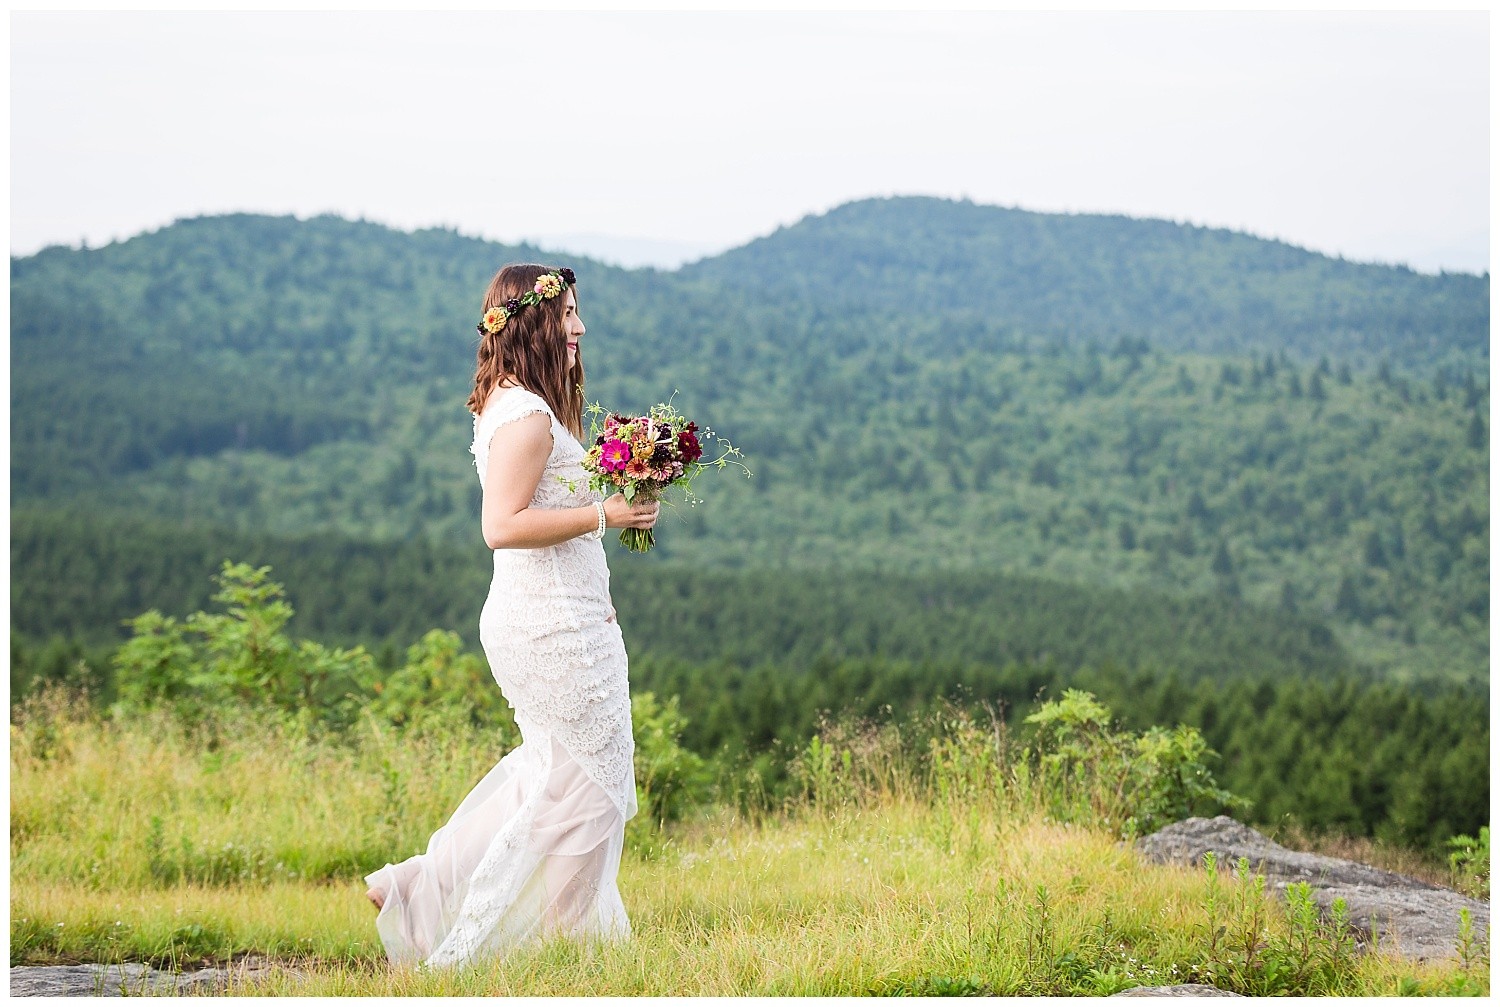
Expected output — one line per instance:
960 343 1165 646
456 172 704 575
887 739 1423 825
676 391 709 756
678 430 702 463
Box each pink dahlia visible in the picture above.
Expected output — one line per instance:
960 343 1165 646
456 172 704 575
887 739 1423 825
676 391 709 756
600 439 631 473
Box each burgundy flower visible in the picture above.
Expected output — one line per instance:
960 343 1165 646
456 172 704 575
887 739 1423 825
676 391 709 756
678 430 702 463
558 267 577 286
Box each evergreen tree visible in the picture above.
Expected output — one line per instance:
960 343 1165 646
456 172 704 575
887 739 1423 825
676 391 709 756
1029 457 1059 487
1308 371 1326 401
1187 489 1210 522
1335 574 1364 621
1211 539 1234 576
1462 372 1482 409
1278 580 1297 614
1466 410 1485 450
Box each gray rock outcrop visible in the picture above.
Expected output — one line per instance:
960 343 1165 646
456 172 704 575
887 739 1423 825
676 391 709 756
8 955 299 997
1130 815 1489 963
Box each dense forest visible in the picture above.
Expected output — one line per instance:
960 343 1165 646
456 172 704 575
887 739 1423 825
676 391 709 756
9 197 1488 856
11 506 1361 683
10 205 1487 681
681 195 1488 372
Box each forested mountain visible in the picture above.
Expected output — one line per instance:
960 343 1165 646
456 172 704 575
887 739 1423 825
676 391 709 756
9 201 1489 684
681 195 1488 371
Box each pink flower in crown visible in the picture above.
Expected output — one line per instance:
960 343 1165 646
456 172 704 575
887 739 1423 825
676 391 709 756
534 273 564 298
600 439 631 473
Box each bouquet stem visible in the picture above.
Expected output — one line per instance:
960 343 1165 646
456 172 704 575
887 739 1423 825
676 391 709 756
619 527 655 553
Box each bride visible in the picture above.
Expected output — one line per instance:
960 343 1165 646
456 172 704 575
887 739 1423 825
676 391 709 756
362 263 659 969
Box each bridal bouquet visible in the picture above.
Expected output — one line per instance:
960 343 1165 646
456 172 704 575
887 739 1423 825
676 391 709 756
570 398 748 553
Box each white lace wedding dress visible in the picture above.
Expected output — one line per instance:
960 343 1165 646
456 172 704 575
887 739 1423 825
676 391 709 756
363 386 637 969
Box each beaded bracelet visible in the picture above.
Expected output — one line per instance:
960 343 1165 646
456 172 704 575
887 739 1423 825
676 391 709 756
584 500 607 541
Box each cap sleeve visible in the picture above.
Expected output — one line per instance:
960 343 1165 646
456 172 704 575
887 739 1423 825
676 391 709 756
470 389 555 478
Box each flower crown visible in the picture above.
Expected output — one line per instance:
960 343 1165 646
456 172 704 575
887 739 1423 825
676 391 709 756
477 267 577 335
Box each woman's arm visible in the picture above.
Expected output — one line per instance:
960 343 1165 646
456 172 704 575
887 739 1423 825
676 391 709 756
481 412 661 550
481 413 597 549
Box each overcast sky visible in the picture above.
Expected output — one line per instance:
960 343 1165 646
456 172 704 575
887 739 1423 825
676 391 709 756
9 9 1490 273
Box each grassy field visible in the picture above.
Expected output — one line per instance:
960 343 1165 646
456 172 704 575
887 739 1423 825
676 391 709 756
10 686 1489 996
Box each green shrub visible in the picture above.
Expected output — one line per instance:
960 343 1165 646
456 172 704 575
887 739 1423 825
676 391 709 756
1024 688 1250 838
110 561 375 734
1196 850 1359 995
367 628 517 737
1445 826 1490 899
631 691 713 824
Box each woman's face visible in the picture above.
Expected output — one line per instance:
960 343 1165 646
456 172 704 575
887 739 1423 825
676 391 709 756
561 288 585 369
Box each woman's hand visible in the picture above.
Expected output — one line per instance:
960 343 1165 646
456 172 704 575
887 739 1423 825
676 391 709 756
603 493 659 530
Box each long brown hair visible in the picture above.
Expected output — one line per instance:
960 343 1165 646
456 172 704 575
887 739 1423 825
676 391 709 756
465 263 585 439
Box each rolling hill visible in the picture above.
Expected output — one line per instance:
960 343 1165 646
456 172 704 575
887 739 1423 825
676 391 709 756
8 198 1489 684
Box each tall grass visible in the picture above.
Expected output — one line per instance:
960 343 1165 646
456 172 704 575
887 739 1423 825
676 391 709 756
10 683 1487 995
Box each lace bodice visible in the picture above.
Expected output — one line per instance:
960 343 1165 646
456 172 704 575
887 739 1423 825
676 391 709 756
469 387 600 510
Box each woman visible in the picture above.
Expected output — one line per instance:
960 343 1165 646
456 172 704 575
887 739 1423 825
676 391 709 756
362 263 659 969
